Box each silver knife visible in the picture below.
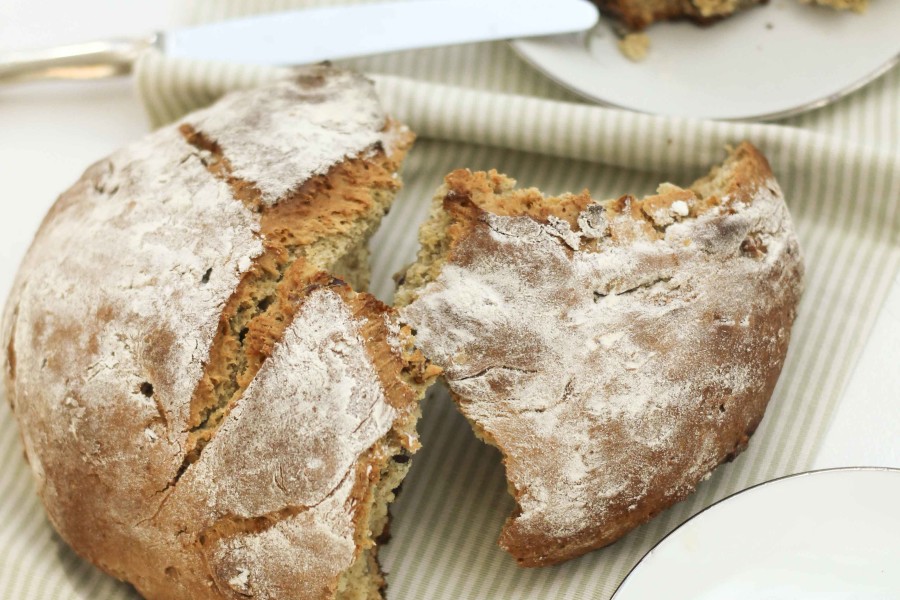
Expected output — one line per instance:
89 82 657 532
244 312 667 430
0 0 599 85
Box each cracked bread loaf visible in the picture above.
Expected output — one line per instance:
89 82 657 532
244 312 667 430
396 143 804 566
1 67 439 600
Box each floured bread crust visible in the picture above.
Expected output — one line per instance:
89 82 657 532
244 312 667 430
594 0 768 30
1 67 438 599
398 143 804 566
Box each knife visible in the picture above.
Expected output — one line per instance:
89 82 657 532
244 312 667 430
0 0 599 85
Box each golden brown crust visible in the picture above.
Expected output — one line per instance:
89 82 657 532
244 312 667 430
400 142 803 566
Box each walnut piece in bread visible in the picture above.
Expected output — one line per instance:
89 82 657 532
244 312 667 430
396 143 804 566
2 67 439 599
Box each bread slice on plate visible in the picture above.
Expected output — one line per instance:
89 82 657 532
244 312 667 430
593 0 769 30
2 66 439 600
396 143 804 566
595 0 866 30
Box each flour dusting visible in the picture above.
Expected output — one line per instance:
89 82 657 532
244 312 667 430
188 68 398 205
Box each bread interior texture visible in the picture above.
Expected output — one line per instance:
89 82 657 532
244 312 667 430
177 123 424 598
334 426 417 599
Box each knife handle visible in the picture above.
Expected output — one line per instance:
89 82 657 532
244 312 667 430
0 36 159 85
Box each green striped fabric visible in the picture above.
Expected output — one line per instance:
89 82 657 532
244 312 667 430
2 1 899 598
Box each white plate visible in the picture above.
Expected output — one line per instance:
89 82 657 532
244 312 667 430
612 468 900 600
511 2 900 121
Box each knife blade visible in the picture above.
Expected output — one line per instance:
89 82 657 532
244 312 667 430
0 0 599 85
166 0 599 66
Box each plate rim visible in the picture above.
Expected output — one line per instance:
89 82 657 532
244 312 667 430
509 34 900 122
611 466 900 598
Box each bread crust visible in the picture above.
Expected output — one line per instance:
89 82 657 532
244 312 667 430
1 68 437 599
399 143 804 566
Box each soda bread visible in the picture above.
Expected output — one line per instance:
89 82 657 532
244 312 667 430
396 143 804 566
1 67 439 600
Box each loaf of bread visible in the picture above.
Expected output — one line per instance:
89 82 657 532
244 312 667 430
396 143 804 566
1 67 439 599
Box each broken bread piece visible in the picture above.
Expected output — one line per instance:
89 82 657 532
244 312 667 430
2 66 438 600
396 143 804 567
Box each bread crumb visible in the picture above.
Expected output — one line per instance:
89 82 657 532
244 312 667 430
227 569 250 593
617 33 650 62
671 200 690 217
577 203 609 239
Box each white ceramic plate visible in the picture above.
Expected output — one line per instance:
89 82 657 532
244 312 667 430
612 468 900 599
511 2 900 121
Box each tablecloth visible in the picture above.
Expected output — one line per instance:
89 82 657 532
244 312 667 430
1 1 898 598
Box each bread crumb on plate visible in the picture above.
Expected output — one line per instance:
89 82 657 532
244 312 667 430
617 32 651 62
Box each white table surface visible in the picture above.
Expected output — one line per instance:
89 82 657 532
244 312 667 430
1 0 897 482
